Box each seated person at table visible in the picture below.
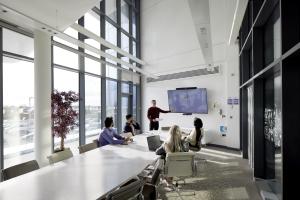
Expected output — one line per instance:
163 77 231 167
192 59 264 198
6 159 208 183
99 117 130 146
155 125 189 157
156 125 188 186
185 117 203 148
123 114 141 136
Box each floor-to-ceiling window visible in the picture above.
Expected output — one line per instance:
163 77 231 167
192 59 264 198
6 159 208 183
2 28 35 168
106 80 118 128
264 74 282 184
0 0 141 168
85 75 101 143
53 68 79 153
121 82 130 127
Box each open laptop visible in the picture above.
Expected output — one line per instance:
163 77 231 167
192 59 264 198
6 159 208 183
147 135 163 151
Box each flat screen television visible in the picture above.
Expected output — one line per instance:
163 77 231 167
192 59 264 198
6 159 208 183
167 88 208 114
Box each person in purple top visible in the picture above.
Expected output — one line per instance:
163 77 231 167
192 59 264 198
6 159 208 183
98 117 130 146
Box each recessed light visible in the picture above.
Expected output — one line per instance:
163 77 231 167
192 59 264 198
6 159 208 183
48 29 52 32
42 27 46 30
2 10 7 13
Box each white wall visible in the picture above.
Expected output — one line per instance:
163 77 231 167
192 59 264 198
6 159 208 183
141 0 240 149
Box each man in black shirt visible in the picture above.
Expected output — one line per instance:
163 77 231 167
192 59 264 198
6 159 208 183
147 100 171 130
123 114 141 135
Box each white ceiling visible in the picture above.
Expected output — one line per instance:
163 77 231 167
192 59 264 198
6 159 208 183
141 0 241 75
0 0 101 31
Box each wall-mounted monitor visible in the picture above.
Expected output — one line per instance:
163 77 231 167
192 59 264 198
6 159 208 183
167 88 208 114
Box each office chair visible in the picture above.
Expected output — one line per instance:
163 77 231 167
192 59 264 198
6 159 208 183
164 152 196 194
1 160 40 181
189 133 207 163
138 159 162 200
78 142 98 154
105 176 144 200
47 148 73 164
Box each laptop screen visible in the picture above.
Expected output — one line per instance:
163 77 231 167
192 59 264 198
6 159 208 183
147 135 162 151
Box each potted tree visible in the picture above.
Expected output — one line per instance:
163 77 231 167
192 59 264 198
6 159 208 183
51 90 79 152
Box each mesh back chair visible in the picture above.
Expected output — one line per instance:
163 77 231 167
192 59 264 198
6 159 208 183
1 160 40 181
47 148 73 164
106 176 144 200
78 142 98 154
164 152 196 194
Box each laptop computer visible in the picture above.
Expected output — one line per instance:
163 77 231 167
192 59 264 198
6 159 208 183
147 135 163 151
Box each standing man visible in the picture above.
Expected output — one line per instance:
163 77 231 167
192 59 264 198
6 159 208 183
147 100 171 130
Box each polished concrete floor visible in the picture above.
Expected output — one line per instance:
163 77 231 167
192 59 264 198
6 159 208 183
157 147 262 200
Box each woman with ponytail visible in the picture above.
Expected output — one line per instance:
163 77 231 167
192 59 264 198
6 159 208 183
186 118 203 148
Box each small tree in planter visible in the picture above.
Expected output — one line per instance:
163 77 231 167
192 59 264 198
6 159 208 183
51 90 79 152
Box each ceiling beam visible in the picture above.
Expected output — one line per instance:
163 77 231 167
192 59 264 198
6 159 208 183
228 0 248 45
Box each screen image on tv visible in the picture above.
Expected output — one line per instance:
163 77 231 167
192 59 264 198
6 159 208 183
167 88 208 114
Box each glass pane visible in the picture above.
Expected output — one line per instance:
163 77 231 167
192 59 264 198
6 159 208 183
53 46 79 69
3 28 34 58
105 49 118 79
122 83 130 93
121 96 129 129
132 41 136 57
85 75 101 143
105 49 117 65
3 57 34 168
132 11 137 38
121 0 130 32
133 85 137 119
121 57 129 70
84 11 100 36
121 33 129 53
105 21 117 45
53 68 79 154
85 38 100 49
105 0 117 22
106 65 118 79
85 57 101 75
264 75 282 184
106 80 118 129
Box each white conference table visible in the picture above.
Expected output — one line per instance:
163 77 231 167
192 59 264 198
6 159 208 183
0 134 159 200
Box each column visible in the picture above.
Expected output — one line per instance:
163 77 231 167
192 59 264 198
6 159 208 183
34 30 52 167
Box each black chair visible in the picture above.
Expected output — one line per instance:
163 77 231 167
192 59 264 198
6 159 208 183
142 167 161 200
1 160 40 181
106 176 144 200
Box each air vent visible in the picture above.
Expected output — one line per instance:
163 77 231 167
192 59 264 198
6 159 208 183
147 66 220 83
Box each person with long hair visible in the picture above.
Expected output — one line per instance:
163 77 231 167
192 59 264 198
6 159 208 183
186 117 203 148
164 125 184 153
156 125 188 187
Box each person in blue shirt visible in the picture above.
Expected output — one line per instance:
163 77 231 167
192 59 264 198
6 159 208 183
99 117 130 146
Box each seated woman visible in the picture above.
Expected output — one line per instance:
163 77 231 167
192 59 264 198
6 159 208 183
185 117 203 148
155 125 189 158
98 117 130 146
156 125 188 187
